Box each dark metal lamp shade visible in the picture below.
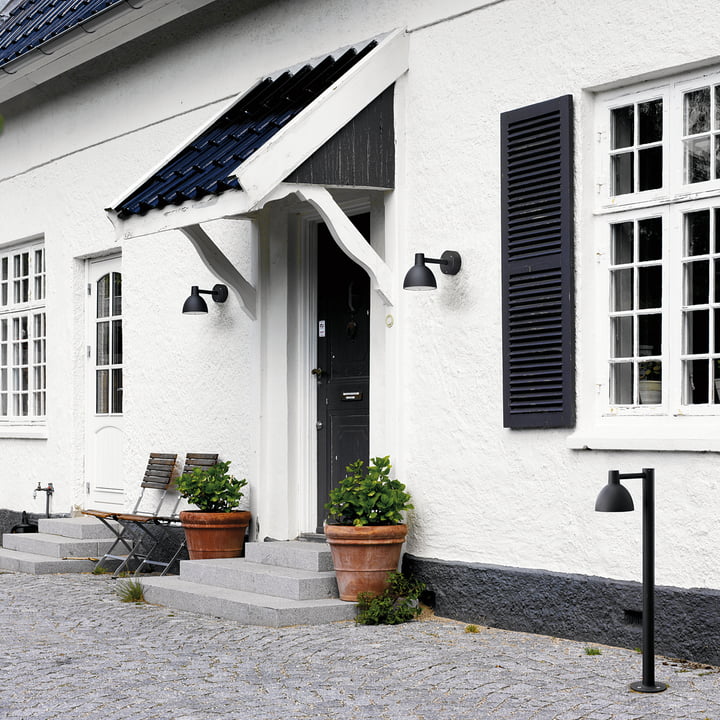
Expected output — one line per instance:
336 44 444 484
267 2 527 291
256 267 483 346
403 250 461 291
182 284 229 314
595 473 634 512
403 254 437 290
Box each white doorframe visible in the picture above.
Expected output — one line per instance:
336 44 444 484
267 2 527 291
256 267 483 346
84 254 124 510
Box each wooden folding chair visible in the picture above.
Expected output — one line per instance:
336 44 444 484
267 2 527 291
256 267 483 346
120 453 219 576
83 453 178 576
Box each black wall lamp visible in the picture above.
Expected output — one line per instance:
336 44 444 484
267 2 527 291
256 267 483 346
595 468 667 694
182 284 229 315
403 251 462 290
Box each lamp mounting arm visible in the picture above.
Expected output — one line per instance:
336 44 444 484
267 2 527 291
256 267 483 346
423 250 462 275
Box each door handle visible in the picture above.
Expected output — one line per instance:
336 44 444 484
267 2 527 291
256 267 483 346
311 368 325 377
316 421 324 430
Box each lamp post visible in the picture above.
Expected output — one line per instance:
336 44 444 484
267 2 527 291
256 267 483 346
595 468 667 693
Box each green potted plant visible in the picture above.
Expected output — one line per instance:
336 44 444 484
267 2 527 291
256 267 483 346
176 460 250 559
324 456 413 601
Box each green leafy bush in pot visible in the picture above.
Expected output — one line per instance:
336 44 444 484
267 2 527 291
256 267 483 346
325 455 412 526
176 460 247 513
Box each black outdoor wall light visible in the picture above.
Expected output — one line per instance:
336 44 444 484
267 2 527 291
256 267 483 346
402 251 462 290
181 284 229 314
595 468 667 694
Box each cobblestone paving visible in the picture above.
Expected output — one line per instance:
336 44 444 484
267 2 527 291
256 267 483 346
0 572 718 719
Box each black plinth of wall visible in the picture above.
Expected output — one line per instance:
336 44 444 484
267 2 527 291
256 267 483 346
402 554 720 667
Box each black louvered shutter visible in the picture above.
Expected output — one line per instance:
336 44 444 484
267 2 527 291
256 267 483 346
501 95 575 429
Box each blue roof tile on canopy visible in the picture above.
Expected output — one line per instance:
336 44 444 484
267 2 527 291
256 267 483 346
114 38 378 219
0 0 124 67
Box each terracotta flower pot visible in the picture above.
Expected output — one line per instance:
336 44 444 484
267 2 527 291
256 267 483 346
179 510 251 560
325 523 407 601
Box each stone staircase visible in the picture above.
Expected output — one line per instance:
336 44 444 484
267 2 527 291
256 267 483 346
0 516 119 574
141 540 357 627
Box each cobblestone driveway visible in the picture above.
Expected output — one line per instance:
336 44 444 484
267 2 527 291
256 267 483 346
0 572 718 719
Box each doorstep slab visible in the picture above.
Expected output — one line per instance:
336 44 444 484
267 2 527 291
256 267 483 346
39 516 120 540
244 541 335 572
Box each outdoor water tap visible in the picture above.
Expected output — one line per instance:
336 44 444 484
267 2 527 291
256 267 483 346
33 482 54 517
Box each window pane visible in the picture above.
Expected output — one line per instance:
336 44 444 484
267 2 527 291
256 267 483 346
639 313 662 356
611 363 633 404
96 322 109 366
612 222 634 264
611 316 633 358
612 153 634 195
639 146 662 190
639 100 662 143
612 105 634 148
638 361 661 405
686 358 709 404
686 210 710 256
685 88 711 134
1 257 6 281
638 217 662 261
112 320 122 364
112 369 123 414
716 309 720 352
686 260 709 305
96 370 109 414
639 266 661 309
714 358 720 403
112 273 122 316
685 137 711 183
685 309 709 354
97 275 110 319
612 268 633 311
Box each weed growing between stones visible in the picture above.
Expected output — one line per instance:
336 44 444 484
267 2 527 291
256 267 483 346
355 571 425 625
585 647 602 656
115 579 145 603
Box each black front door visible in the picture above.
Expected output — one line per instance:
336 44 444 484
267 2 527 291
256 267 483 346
315 214 370 532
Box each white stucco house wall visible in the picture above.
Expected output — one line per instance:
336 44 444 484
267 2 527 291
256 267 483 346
2 0 720 663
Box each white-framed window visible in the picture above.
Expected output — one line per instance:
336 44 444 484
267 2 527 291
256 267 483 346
0 241 46 425
571 67 720 451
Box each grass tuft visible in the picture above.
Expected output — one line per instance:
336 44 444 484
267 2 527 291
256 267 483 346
115 579 145 603
465 624 480 634
584 647 602 656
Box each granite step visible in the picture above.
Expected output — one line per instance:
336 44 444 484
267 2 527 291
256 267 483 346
2 532 117 559
0 516 123 574
245 540 334 571
177 557 339 600
0 547 97 574
141 575 356 627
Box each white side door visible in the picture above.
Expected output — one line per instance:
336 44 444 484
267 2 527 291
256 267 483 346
85 256 124 510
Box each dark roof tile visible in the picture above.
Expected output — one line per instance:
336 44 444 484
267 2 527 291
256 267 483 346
0 0 124 67
114 38 378 218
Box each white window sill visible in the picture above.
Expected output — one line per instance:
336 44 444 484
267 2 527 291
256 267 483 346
0 425 48 440
568 416 720 452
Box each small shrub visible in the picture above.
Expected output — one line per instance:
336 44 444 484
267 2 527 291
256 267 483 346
115 579 145 603
585 647 602 656
465 624 480 633
355 571 425 625
91 565 110 575
176 460 247 513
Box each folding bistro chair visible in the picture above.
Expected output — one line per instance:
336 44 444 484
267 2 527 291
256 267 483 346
83 453 178 575
118 453 219 576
